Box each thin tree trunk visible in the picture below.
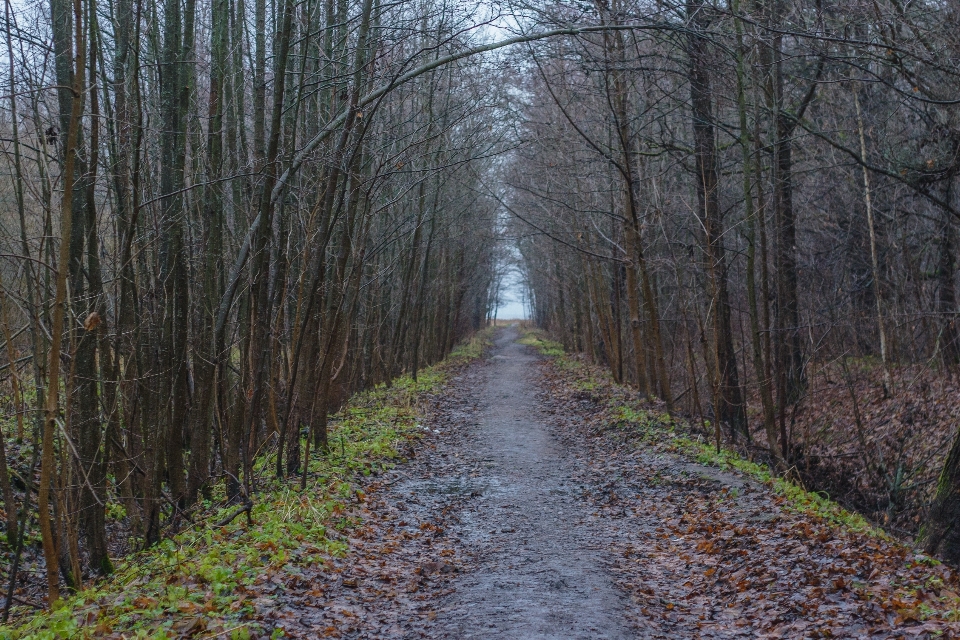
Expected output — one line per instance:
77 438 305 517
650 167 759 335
734 0 779 460
854 87 892 392
0 279 19 543
687 0 746 439
921 428 960 563
40 0 86 603
938 179 960 369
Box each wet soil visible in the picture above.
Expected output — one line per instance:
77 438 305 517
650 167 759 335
413 327 634 638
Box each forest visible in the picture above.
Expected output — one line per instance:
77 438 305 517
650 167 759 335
0 0 959 633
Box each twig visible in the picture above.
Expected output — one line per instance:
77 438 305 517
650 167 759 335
2 594 43 610
215 500 253 528
203 623 250 638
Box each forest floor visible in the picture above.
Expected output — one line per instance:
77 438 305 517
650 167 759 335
238 326 960 638
769 356 960 537
7 326 960 638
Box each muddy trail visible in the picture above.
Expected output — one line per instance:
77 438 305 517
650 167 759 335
411 327 633 638
256 327 959 639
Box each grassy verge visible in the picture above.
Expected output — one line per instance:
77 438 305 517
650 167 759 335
516 329 564 357
518 327 884 537
0 329 493 640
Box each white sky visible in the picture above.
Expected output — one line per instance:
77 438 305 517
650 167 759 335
494 269 528 319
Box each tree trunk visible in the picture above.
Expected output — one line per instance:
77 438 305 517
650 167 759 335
939 179 960 368
40 0 87 604
687 0 746 438
921 427 960 563
734 0 779 459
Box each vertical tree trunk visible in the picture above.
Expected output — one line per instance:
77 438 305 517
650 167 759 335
938 179 960 368
687 0 746 439
76 2 110 573
596 2 651 396
188 0 230 506
734 0 779 459
40 0 86 604
763 0 821 425
854 87 892 391
921 427 960 563
0 280 19 543
157 0 195 514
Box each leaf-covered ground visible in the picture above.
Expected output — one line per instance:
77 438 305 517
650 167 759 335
769 359 960 535
6 326 960 638
534 340 960 637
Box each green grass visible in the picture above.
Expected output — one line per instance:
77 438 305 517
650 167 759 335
0 328 494 640
6 485 350 639
677 438 885 536
516 328 564 357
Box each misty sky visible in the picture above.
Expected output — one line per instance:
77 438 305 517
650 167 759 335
494 270 528 319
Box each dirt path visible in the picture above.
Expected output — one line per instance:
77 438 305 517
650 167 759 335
412 326 633 638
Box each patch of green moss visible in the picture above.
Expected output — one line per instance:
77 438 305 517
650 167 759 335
610 405 658 431
449 328 494 362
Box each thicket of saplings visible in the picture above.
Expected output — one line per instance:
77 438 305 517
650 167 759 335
0 0 506 611
4 0 960 615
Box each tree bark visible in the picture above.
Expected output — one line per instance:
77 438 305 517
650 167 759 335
40 0 87 603
687 0 746 439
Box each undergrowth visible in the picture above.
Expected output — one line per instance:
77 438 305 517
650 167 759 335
0 329 493 640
